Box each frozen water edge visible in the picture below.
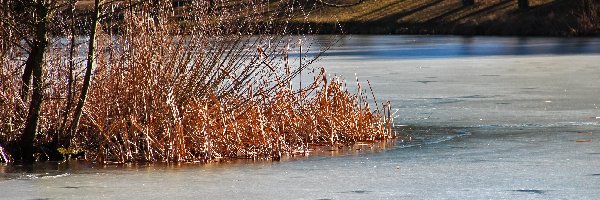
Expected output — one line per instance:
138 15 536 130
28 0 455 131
2 36 600 199
1 125 598 199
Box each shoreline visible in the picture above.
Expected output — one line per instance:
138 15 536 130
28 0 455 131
0 125 460 170
65 0 600 37
287 0 600 37
0 125 468 169
1 125 598 199
0 138 397 171
285 16 600 37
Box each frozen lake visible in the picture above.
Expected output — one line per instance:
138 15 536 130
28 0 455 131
2 35 600 199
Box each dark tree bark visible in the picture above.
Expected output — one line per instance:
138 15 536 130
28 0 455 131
518 0 529 10
69 0 101 141
0 0 9 54
21 0 49 163
463 0 475 6
20 50 35 101
59 0 77 137
3 1 35 102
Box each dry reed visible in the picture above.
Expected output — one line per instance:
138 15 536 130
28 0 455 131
0 0 394 163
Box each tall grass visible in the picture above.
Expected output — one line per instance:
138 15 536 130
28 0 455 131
0 0 394 163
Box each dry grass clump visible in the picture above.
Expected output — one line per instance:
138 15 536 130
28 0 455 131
83 63 393 162
0 0 393 163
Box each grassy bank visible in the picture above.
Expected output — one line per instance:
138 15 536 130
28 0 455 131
68 0 600 36
291 0 600 36
68 0 599 36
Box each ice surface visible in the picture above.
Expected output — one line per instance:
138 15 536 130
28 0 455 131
2 36 600 199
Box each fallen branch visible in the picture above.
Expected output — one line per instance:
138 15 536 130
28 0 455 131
316 0 365 7
0 144 12 163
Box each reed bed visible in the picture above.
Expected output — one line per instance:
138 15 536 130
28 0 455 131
0 0 394 163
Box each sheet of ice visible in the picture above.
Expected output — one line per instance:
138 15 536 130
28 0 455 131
1 126 598 199
318 54 600 128
2 36 600 199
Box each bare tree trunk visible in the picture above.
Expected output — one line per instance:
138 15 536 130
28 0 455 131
69 0 101 139
463 0 475 6
0 0 9 58
21 0 48 163
59 0 77 144
21 54 34 101
11 1 34 102
518 0 529 10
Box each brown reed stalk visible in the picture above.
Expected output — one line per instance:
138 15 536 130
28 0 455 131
0 0 393 163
